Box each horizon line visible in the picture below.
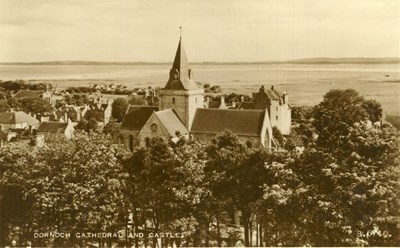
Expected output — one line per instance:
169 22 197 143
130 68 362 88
1 57 400 65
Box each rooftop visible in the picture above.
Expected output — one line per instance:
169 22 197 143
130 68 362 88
154 109 188 137
163 38 198 91
37 122 68 133
191 108 266 137
14 90 43 99
0 111 39 125
121 105 159 130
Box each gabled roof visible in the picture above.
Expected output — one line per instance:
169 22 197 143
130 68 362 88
265 89 282 100
253 86 284 101
163 38 198 90
0 111 39 125
208 101 222 109
191 108 266 137
237 101 254 109
154 109 188 137
14 90 43 99
38 122 68 133
121 105 159 130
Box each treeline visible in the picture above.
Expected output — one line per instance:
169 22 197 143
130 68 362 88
0 89 399 247
0 80 49 93
0 80 53 114
64 85 160 96
0 96 53 114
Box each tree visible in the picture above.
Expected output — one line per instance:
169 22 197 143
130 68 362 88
0 80 48 92
0 133 130 247
129 96 146 106
103 120 120 137
19 97 53 114
291 106 313 121
362 99 382 123
7 97 22 110
122 138 209 247
205 130 270 247
64 94 90 106
111 98 129 122
75 119 88 131
313 89 374 151
285 123 400 246
272 126 284 147
75 118 98 133
0 101 9 112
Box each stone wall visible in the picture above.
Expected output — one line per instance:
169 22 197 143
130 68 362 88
159 89 204 129
139 114 171 147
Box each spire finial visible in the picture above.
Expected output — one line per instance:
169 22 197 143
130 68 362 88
179 26 182 40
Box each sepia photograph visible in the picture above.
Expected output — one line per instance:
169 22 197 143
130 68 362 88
0 0 399 247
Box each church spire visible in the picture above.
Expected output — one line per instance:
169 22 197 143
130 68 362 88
164 28 197 90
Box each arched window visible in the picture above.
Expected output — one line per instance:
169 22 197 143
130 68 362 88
145 137 150 147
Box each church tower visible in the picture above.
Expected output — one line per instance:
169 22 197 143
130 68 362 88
159 36 204 130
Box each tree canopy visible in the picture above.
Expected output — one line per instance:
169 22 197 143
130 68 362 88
313 89 382 150
0 88 398 247
111 98 129 122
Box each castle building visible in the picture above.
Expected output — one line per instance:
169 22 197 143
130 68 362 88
120 36 293 150
252 85 291 135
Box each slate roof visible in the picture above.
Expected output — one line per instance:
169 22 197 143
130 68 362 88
265 89 282 100
121 105 159 130
237 101 254 109
208 101 222 109
14 90 43 99
164 39 198 90
0 111 39 125
191 109 266 137
154 109 188 137
38 122 68 133
253 86 284 101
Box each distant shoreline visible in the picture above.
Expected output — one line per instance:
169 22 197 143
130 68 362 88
1 57 400 66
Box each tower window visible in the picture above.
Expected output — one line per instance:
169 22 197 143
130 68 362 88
172 97 175 104
276 116 279 121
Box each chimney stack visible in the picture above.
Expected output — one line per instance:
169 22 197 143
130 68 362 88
283 91 288 104
219 96 227 109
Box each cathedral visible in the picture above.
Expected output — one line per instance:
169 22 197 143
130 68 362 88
120 37 291 150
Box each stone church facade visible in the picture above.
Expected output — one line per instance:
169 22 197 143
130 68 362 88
120 37 291 150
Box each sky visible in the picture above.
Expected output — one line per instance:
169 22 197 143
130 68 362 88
0 0 399 62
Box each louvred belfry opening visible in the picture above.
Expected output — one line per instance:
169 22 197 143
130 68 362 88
164 38 198 90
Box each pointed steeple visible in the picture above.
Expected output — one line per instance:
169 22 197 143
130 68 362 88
164 36 197 90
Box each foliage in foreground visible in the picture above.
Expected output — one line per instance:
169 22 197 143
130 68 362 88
0 89 399 247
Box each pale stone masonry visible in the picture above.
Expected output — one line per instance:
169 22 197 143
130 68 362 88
252 85 291 135
159 37 204 130
120 36 290 150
